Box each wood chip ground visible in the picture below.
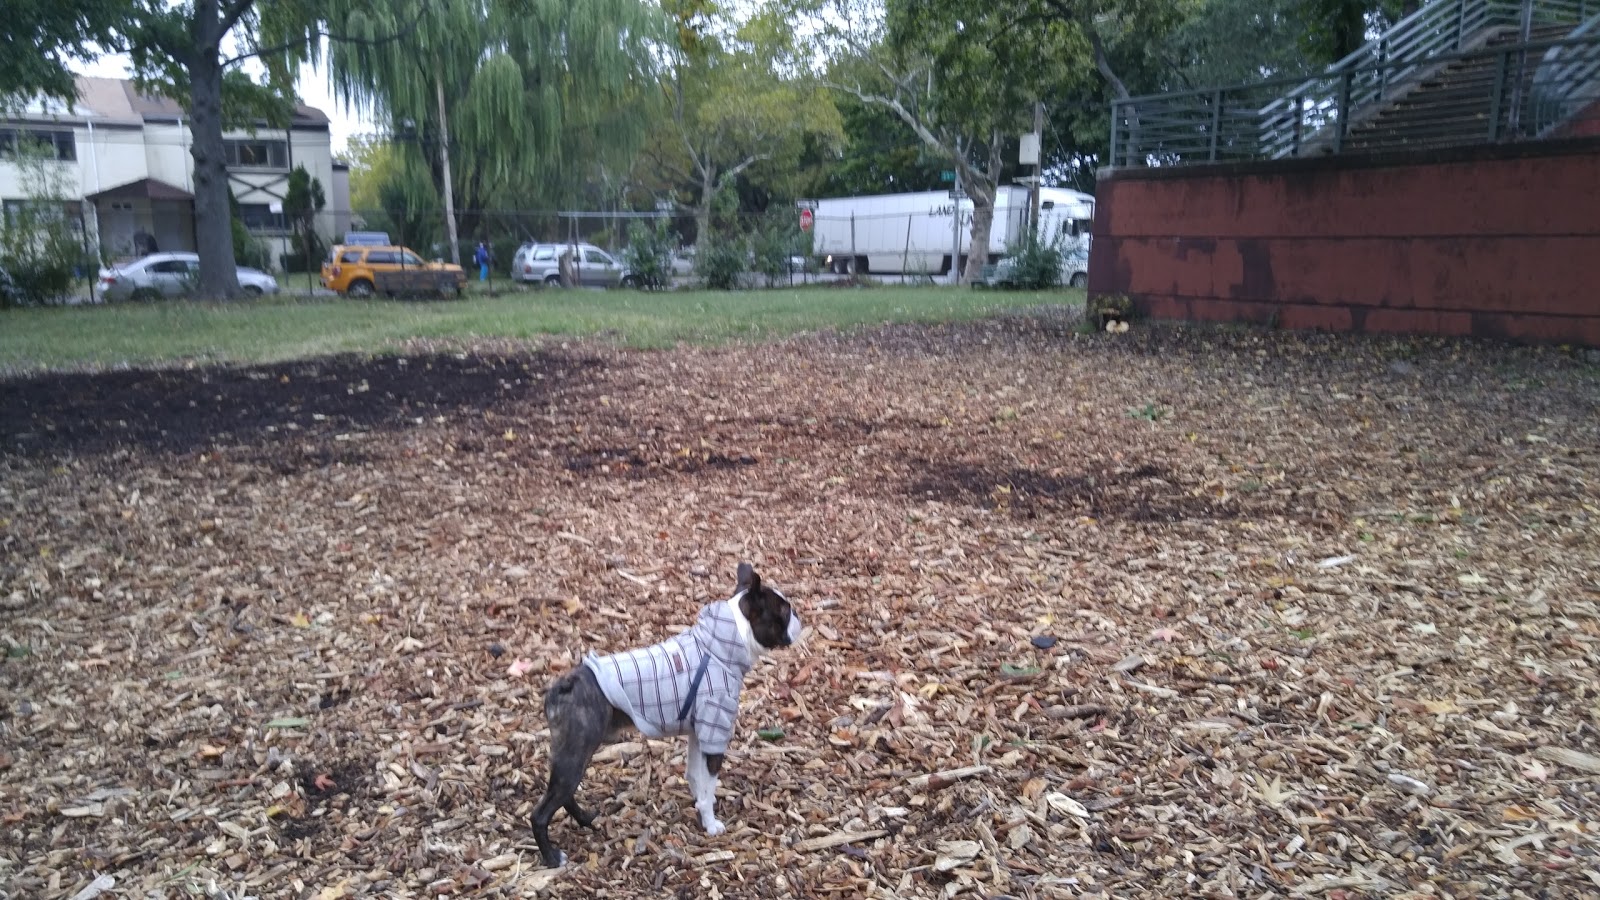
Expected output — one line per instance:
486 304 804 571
3 310 1599 898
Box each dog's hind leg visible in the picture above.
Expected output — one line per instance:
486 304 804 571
532 669 611 868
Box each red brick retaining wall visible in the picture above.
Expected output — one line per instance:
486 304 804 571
1087 140 1600 346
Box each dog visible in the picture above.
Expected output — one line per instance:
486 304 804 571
532 562 802 868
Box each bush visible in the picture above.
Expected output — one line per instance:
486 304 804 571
751 215 802 288
695 234 747 290
623 219 675 290
0 139 92 306
999 229 1067 290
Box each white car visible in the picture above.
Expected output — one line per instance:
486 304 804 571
98 252 280 301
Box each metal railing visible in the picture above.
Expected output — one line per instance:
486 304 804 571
1110 30 1600 167
1259 0 1591 158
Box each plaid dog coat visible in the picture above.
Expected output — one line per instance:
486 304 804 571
583 598 754 755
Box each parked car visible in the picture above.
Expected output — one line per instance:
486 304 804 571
98 252 280 301
320 244 465 297
516 242 641 288
511 242 559 282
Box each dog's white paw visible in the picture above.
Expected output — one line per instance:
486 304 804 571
550 850 568 868
703 818 726 836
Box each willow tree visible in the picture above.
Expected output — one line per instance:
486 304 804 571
320 0 666 262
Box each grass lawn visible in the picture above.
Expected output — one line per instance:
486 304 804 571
0 285 1082 372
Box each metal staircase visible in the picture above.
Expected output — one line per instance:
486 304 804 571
1109 0 1600 167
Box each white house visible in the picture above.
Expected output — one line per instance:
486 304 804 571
0 76 351 270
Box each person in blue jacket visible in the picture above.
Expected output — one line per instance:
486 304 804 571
474 241 490 281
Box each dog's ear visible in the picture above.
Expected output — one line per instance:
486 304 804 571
736 562 760 595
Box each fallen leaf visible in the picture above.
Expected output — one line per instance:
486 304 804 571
314 773 337 792
508 658 536 678
1150 627 1182 643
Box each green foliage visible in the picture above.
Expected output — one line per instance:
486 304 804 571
750 213 803 287
281 166 326 271
227 188 272 272
998 230 1067 291
0 139 93 306
695 234 747 290
323 0 668 235
0 0 129 104
623 219 676 290
635 4 843 238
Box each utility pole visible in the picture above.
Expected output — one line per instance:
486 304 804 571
1030 101 1044 236
950 168 962 285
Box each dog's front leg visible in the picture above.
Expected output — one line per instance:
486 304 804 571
685 734 726 836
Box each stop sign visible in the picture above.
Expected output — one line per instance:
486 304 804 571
799 208 814 232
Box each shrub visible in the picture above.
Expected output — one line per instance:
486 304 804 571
751 215 800 287
0 139 92 306
999 229 1067 290
623 219 675 290
695 234 746 290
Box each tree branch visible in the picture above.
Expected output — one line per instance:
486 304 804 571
220 0 257 37
222 0 432 67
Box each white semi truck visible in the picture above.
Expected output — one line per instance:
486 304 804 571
808 185 1094 276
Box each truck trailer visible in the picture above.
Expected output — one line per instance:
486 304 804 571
808 186 1094 276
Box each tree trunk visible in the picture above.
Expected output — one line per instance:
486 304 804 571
188 0 241 299
694 164 717 246
961 192 995 285
435 76 461 266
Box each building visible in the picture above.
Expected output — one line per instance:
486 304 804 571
0 76 351 270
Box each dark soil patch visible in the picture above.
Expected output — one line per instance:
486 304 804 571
905 460 1270 523
564 446 758 478
0 350 600 460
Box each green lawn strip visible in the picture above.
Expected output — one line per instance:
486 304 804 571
0 286 1083 372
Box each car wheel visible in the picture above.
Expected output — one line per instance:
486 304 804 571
242 285 263 298
347 279 375 298
1070 273 1088 288
544 275 562 287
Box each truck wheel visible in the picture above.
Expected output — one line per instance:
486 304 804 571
347 279 375 298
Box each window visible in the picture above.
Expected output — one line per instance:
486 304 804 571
584 249 612 265
341 250 363 264
147 259 190 274
366 250 399 265
224 139 288 169
3 198 84 230
400 251 424 266
0 128 76 162
236 203 284 231
532 246 555 260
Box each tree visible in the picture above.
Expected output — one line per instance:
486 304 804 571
322 0 666 263
283 164 326 269
792 0 1074 282
635 6 843 244
0 0 129 107
2 1 429 299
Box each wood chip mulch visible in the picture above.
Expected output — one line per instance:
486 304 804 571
3 310 1599 899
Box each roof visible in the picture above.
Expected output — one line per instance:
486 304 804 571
1 77 328 129
86 178 194 202
117 80 330 127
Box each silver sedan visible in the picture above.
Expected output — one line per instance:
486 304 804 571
98 252 280 301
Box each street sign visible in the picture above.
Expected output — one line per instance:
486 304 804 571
799 208 814 232
940 170 956 182
949 188 967 200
